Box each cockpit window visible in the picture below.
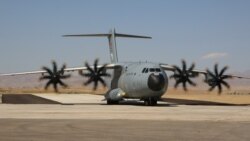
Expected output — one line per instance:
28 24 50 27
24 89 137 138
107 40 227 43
142 68 161 73
149 68 155 72
156 68 161 72
142 68 149 73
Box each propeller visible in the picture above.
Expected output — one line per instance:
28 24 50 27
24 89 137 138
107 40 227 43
170 60 198 91
206 64 231 94
79 59 111 90
39 61 71 92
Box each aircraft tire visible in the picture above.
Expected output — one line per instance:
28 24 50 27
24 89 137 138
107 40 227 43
107 100 119 105
144 98 157 106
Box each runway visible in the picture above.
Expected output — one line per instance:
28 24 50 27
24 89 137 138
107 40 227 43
0 94 250 141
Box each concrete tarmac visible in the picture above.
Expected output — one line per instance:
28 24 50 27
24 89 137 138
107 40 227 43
0 94 250 141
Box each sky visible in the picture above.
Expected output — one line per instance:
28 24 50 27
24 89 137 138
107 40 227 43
0 0 250 73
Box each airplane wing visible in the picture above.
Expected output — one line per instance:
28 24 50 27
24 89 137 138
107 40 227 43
0 63 118 76
191 70 250 79
160 63 250 79
160 62 250 93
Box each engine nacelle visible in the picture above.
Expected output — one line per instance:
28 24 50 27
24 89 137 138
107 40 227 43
105 88 126 101
205 74 216 86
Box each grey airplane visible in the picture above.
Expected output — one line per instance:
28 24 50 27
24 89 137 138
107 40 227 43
1 29 250 106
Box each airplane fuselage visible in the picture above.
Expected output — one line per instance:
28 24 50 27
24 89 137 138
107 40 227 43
108 62 168 101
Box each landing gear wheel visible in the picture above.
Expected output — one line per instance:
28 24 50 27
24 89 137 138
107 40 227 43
107 100 119 105
144 100 150 106
151 99 157 105
144 98 157 106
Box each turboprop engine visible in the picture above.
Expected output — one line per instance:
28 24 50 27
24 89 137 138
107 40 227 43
105 88 126 101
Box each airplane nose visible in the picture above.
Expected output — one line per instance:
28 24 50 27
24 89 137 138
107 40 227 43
148 73 166 91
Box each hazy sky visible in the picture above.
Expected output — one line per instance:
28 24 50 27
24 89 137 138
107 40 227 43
0 0 250 73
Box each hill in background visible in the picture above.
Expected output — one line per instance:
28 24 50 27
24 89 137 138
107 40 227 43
0 70 249 93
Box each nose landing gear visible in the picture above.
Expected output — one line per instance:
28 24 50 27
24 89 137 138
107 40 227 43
144 97 158 106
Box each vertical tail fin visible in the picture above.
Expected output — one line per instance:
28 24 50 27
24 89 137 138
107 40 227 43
63 29 152 63
108 29 118 63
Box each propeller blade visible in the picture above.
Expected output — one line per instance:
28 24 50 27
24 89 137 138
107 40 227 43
80 59 110 90
45 80 53 90
85 62 94 74
209 84 216 92
173 65 182 74
60 74 71 79
93 80 98 90
183 81 187 91
52 61 57 74
214 64 219 77
188 63 195 72
40 61 70 92
182 60 186 72
221 80 230 89
171 59 198 91
174 79 182 88
218 83 222 94
42 66 53 76
39 75 52 81
84 78 93 86
99 72 111 77
98 77 106 87
53 83 58 92
94 59 98 72
206 69 216 78
60 64 66 75
58 79 68 88
219 66 228 76
206 64 231 94
98 64 107 74
187 78 196 86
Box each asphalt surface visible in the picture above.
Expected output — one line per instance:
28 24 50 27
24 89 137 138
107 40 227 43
1 119 249 141
0 94 249 141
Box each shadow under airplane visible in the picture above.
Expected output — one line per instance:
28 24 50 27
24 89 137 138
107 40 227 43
161 98 250 106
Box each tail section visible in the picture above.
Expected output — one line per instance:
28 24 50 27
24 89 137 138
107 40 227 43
108 29 118 63
63 29 151 63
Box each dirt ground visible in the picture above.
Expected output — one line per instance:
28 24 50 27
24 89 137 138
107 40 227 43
0 92 249 141
0 119 249 141
1 87 250 105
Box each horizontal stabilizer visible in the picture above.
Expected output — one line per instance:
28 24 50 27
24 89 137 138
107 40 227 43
115 33 151 39
63 34 109 37
63 29 151 63
63 33 152 39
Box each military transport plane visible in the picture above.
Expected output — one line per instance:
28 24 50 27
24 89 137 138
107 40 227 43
1 29 249 106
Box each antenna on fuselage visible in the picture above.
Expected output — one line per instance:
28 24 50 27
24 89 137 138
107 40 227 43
63 29 152 63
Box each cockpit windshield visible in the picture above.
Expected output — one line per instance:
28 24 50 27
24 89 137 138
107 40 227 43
142 68 161 73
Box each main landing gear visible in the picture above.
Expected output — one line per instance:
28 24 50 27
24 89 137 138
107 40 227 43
144 97 158 106
106 98 158 106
